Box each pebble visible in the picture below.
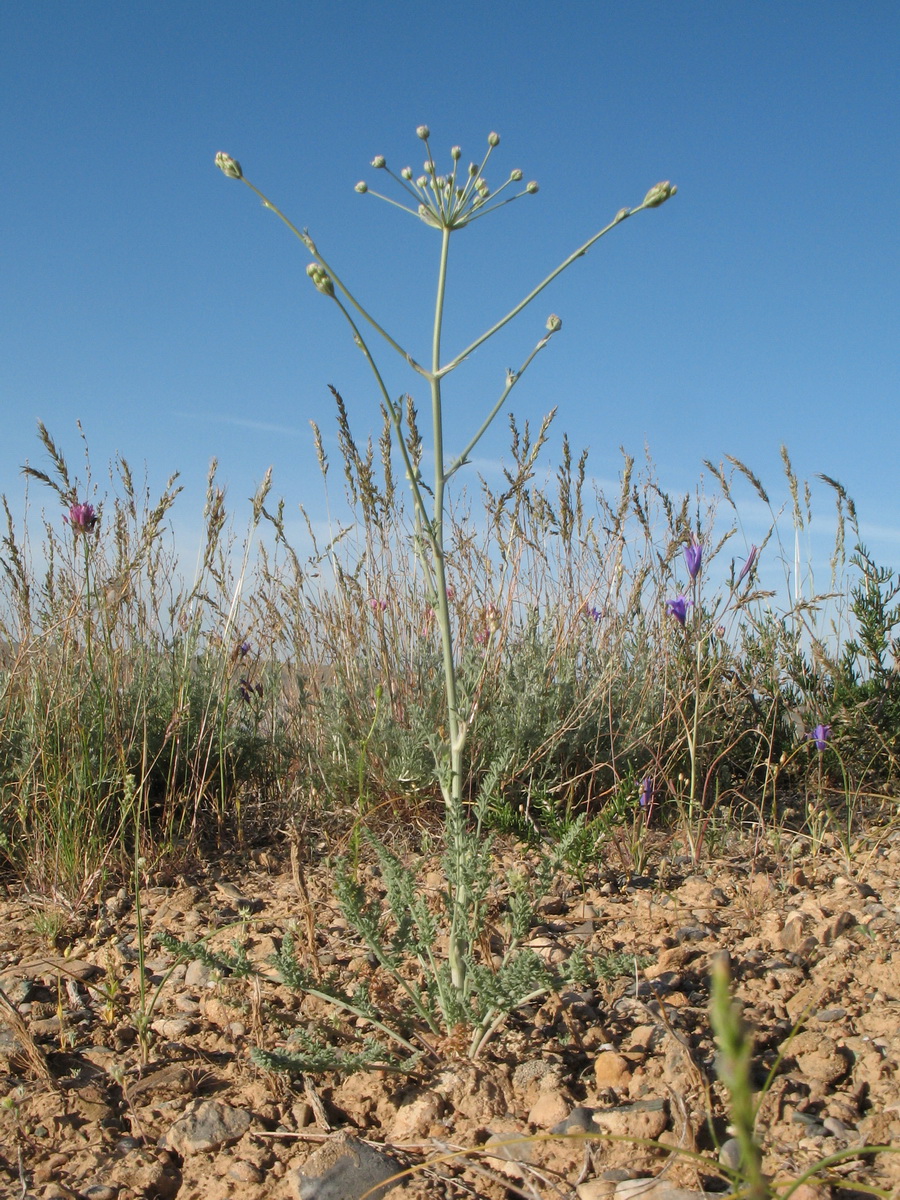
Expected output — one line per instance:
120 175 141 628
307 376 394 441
183 959 213 989
151 1017 195 1040
675 926 709 943
528 1088 571 1128
612 1180 723 1200
814 1007 847 1022
229 1160 264 1183
593 1051 632 1089
288 1131 401 1200
718 1137 742 1170
822 1116 849 1138
592 1099 668 1141
159 1099 252 1155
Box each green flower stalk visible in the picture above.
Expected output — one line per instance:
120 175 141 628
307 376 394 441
215 126 676 999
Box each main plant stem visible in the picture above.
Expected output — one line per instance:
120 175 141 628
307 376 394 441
429 227 470 993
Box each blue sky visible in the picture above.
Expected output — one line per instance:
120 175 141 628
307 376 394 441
3 2 899 582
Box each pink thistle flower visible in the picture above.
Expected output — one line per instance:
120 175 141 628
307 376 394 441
65 502 98 533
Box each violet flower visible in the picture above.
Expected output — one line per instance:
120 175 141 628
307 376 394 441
666 595 691 626
65 502 98 533
684 536 703 580
737 545 758 585
639 777 653 809
808 724 831 752
368 598 387 612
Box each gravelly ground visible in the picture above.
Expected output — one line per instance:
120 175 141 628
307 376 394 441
1 821 898 1200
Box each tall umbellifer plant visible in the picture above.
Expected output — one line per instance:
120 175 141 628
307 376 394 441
215 129 675 1004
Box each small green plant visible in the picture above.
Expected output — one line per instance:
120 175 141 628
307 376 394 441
710 953 898 1200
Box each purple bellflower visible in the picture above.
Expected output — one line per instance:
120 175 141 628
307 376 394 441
65 502 98 533
666 595 691 626
737 545 758 584
808 724 831 752
639 777 653 809
684 536 703 580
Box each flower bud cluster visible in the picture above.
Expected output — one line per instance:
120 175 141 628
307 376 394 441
642 180 677 208
354 125 539 232
306 263 334 297
215 152 243 180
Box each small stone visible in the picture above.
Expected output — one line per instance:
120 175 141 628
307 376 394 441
577 1183 617 1200
555 1106 597 1134
83 1187 117 1200
814 1007 847 1023
387 1088 444 1141
784 1185 830 1200
183 959 213 989
485 1125 534 1165
151 1017 195 1040
613 1183 721 1200
675 926 708 943
593 1098 668 1141
528 1089 571 1128
718 1137 742 1170
159 1099 252 1155
229 1160 264 1183
594 1051 632 1089
822 1116 849 1138
289 1131 402 1200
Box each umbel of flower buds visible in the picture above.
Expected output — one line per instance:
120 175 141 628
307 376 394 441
546 314 562 333
215 152 243 180
306 263 334 297
643 180 677 208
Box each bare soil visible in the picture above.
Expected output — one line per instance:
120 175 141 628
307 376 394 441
1 822 899 1200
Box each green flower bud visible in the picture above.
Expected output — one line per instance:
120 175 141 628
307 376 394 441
416 125 430 140
643 181 677 208
546 314 562 333
526 181 539 194
510 169 523 181
355 181 368 193
215 152 243 180
417 204 442 228
614 208 630 223
488 132 500 147
468 162 478 175
306 263 334 297
371 155 386 169
416 175 429 188
401 166 413 180
451 146 462 160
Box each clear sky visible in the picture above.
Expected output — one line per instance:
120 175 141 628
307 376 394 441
3 2 899 579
